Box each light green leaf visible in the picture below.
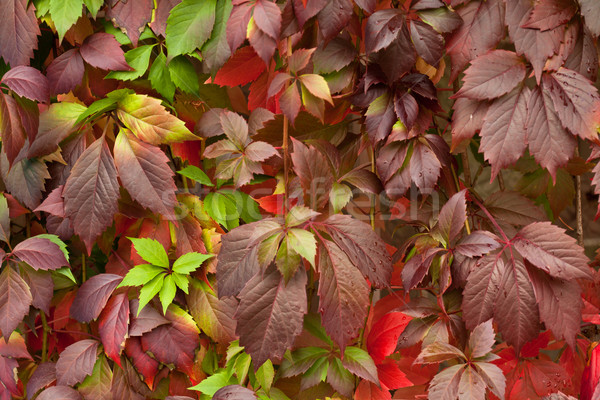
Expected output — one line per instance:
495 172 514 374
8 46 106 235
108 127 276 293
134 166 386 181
285 205 319 228
178 165 214 186
330 182 352 213
118 264 166 288
256 360 274 393
51 267 77 289
234 352 251 383
50 0 84 42
129 238 169 267
106 44 155 81
188 370 236 394
172 272 190 294
173 252 214 275
287 228 316 267
166 0 217 58
75 97 118 125
159 274 177 314
168 56 200 94
0 194 10 245
35 0 51 17
137 274 165 316
148 52 176 102
275 235 301 283
299 74 334 104
78 355 112 397
204 192 239 230
342 346 379 384
258 232 283 268
83 0 103 18
226 340 245 364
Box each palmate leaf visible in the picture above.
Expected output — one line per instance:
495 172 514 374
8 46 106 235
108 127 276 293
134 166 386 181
235 265 307 368
165 0 217 59
1 65 49 103
0 0 40 67
49 0 83 42
78 355 112 400
0 265 32 338
159 274 177 314
187 279 237 344
173 252 213 275
118 264 166 288
11 235 68 271
46 49 84 96
98 293 129 366
105 44 155 81
129 237 169 268
70 274 123 323
105 0 153 47
55 339 99 386
364 9 405 54
137 274 165 316
79 32 131 71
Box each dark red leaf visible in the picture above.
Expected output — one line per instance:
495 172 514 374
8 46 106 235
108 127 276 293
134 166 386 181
248 22 277 64
226 2 253 52
11 237 68 271
0 265 32 337
235 265 307 368
393 92 418 130
46 49 85 95
80 33 131 71
290 138 333 210
291 0 328 28
364 9 405 54
26 362 56 399
401 247 443 290
318 241 369 352
37 386 82 400
0 0 40 67
70 274 123 323
454 231 501 258
354 379 391 400
63 137 120 253
450 98 488 152
0 150 49 210
128 300 169 336
149 0 181 37
106 0 153 46
0 93 26 167
409 141 442 193
409 20 444 67
279 83 301 124
213 385 257 400
253 0 281 40
317 0 353 43
435 189 467 246
99 293 129 366
374 27 416 84
523 0 576 31
213 46 266 87
124 337 159 389
1 65 49 103
56 339 99 386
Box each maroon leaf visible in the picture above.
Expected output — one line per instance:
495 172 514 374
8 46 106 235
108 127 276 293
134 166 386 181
124 337 159 389
114 130 177 219
319 214 392 288
213 46 266 87
128 300 169 336
445 0 505 80
149 0 181 37
141 305 199 375
479 87 529 180
526 86 575 179
245 141 278 162
523 0 576 31
0 265 32 337
253 0 281 40
110 356 148 400
279 82 301 124
468 320 495 358
235 265 307 368
99 293 129 366
409 141 441 193
364 9 405 54
26 362 56 400
106 0 153 47
0 355 18 395
455 231 501 258
317 241 369 352
0 151 49 210
374 27 416 84
21 267 53 314
462 253 504 330
35 185 65 218
1 65 49 103
0 0 40 67
317 0 353 43
512 222 592 280
291 0 328 28
80 33 131 71
226 2 253 53
435 189 467 246
70 274 123 323
580 0 600 37
56 339 99 386
505 0 563 82
187 279 237 344
428 364 464 399
37 386 82 400
63 137 120 253
46 49 84 96
543 68 600 140
402 247 443 290
248 20 277 64
213 385 258 400
453 50 526 100
394 92 418 130
11 237 68 271
291 138 333 210
527 267 581 348
365 91 396 143
484 191 546 226
216 220 282 297
0 93 26 167
564 24 598 81
450 98 487 151
409 20 444 67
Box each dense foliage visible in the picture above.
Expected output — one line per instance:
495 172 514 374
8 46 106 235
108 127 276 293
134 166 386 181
2 0 600 398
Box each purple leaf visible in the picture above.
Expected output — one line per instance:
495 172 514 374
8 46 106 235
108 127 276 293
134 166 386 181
80 33 131 71
70 274 123 323
11 236 68 271
46 49 85 96
56 340 99 386
0 265 32 337
0 0 40 67
26 362 56 400
213 385 257 400
1 66 49 103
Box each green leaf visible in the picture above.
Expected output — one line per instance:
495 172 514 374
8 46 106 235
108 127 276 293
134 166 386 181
342 346 379 384
299 74 334 104
201 0 232 73
83 0 103 18
303 357 329 386
189 370 236 395
0 194 10 245
173 252 214 275
118 264 166 288
137 274 165 316
302 314 333 346
159 274 177 314
226 340 245 364
329 182 352 213
106 44 155 81
256 360 274 393
172 272 190 294
166 0 217 59
258 232 284 267
204 192 239 230
149 52 176 102
287 228 316 267
34 234 69 262
168 56 200 94
50 0 83 42
51 267 77 289
129 238 169 267
78 355 112 398
221 189 261 224
178 165 214 186
234 352 251 383
275 235 301 283
285 205 319 228
75 93 126 125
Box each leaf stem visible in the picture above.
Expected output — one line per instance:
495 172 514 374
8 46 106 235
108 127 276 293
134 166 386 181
450 164 471 235
472 196 509 242
81 253 86 283
40 312 49 362
575 145 584 247
282 37 293 215
369 145 376 230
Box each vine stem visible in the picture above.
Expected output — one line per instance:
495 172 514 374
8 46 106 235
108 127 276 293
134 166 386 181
575 145 584 247
282 37 293 215
40 312 49 362
81 253 86 283
369 145 376 230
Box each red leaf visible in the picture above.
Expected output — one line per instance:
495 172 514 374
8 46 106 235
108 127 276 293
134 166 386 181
377 359 412 390
253 0 281 40
124 336 159 389
409 20 444 68
235 266 307 368
435 189 467 246
70 274 123 323
367 312 412 363
451 97 489 152
37 386 82 400
364 9 405 54
226 2 253 53
99 293 129 366
0 332 31 359
63 137 120 253
213 385 257 400
317 0 353 43
454 231 501 258
318 241 369 352
0 93 26 167
187 279 237 344
523 0 576 31
409 141 441 194
354 379 391 400
26 362 56 398
46 49 85 95
0 0 40 67
582 343 600 400
114 130 178 219
213 47 266 87
106 0 153 47
1 65 49 103
11 236 68 271
141 305 200 375
0 355 18 395
128 300 169 337
445 0 505 80
35 185 65 218
479 87 529 180
80 33 131 71
0 265 32 337
55 339 99 386
256 194 286 214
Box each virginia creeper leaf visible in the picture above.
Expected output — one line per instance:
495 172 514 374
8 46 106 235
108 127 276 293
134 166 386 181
11 236 68 271
98 293 129 366
80 32 131 71
0 94 27 167
364 9 405 54
213 46 266 87
105 0 153 47
523 0 576 31
0 0 40 67
187 279 237 344
137 274 165 316
0 266 32 338
165 0 216 58
468 320 495 359
70 274 123 323
37 386 82 400
28 102 86 159
105 44 155 81
341 346 379 384
78 355 112 400
56 339 99 386
1 65 49 103
21 266 53 314
159 274 177 314
46 49 84 95
128 299 169 336
49 0 83 42
410 19 445 67
428 364 464 400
